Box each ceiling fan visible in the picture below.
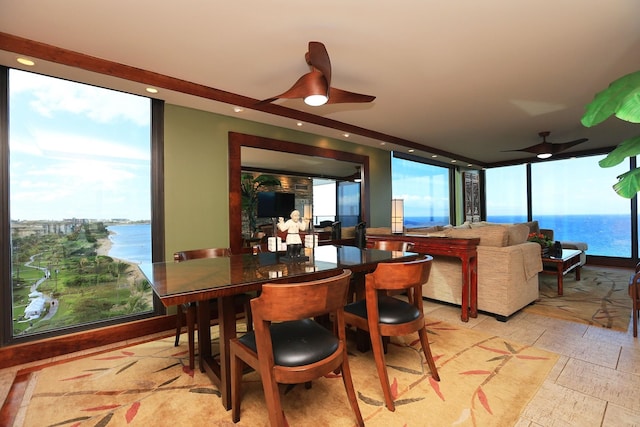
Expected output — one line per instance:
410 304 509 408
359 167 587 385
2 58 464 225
506 131 589 159
258 41 376 106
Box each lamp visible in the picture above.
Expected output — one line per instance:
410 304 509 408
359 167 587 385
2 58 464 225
303 70 329 106
391 199 404 234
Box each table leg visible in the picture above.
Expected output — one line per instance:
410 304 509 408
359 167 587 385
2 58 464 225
197 297 237 410
575 265 581 281
217 296 237 410
461 263 469 322
197 301 211 373
469 255 478 318
556 263 564 296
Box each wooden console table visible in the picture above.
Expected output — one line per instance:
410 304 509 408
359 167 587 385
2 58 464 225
367 234 480 322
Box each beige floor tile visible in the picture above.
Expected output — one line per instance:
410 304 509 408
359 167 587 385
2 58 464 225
583 323 640 349
471 314 546 346
618 346 640 375
602 403 640 426
521 381 606 427
520 312 590 335
557 358 640 412
534 329 621 368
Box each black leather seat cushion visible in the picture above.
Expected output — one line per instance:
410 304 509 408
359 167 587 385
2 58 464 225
344 296 420 324
238 318 339 367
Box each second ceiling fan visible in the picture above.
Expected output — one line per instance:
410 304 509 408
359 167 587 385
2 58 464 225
258 41 376 106
506 131 589 159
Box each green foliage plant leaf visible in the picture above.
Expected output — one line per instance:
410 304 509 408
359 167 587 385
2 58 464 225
598 135 640 167
581 70 640 127
612 167 640 198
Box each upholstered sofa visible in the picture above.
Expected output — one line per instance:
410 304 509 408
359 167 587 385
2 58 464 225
362 223 543 320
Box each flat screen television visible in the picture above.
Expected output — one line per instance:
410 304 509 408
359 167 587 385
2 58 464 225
257 192 295 218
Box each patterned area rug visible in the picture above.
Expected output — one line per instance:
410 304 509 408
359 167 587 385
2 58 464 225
524 266 633 331
11 320 558 427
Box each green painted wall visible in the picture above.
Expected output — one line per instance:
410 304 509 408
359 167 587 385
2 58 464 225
164 104 392 259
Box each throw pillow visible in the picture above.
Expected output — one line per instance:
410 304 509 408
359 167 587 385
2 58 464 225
445 225 508 247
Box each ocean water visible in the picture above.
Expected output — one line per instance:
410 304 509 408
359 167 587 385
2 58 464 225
405 214 631 258
107 223 152 264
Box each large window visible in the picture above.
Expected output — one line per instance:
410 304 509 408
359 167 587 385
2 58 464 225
6 69 154 340
531 156 630 257
486 156 631 258
392 154 450 227
485 164 527 223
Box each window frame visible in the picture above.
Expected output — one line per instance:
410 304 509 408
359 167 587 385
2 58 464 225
0 66 165 345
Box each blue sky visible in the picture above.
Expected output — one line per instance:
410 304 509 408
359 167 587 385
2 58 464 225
9 70 151 221
393 149 630 218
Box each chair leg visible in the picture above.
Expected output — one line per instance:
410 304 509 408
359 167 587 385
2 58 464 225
230 348 244 423
186 303 196 370
339 355 364 426
260 372 287 427
369 327 395 411
417 327 440 381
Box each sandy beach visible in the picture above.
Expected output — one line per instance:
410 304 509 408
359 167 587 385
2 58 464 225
96 235 146 284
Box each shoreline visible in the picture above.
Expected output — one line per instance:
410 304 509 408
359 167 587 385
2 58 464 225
96 234 145 284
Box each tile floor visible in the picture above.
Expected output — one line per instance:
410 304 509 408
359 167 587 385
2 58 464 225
1 300 639 426
422 302 640 426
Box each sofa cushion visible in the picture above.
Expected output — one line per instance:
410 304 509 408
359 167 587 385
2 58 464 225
506 224 529 245
518 220 540 235
445 225 508 247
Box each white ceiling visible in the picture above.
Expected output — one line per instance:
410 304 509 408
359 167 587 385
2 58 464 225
1 0 640 168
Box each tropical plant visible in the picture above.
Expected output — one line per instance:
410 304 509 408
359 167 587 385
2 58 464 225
240 173 282 235
581 70 640 198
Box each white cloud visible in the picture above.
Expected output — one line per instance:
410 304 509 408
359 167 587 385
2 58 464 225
10 69 150 126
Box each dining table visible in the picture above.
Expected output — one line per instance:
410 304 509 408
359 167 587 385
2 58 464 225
139 244 420 410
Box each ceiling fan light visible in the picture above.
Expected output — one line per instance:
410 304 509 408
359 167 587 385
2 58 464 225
537 153 552 159
304 94 328 106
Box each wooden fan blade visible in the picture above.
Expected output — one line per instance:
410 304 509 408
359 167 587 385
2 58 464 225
307 41 332 90
550 138 589 153
326 87 376 104
257 71 328 104
503 138 589 155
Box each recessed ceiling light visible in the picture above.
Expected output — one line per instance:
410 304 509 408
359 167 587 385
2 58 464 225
408 149 414 153
145 87 158 94
380 142 386 146
467 164 473 167
233 107 243 113
451 160 457 163
343 133 350 138
431 155 438 158
17 57 35 66
296 122 303 127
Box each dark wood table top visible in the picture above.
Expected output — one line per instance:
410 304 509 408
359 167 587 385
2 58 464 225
139 245 419 306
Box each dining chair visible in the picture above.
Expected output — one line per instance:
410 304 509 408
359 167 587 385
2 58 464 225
371 240 417 302
229 269 364 427
173 248 253 370
343 256 439 411
630 262 640 337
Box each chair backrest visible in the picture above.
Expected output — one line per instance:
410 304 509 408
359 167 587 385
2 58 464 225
173 247 231 262
366 256 432 296
372 240 415 252
250 270 352 323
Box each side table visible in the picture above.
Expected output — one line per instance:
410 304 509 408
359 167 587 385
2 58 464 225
540 249 582 296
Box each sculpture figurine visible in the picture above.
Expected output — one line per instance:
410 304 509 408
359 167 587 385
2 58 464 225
277 209 309 258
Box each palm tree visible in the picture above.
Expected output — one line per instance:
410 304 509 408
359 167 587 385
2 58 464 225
241 173 281 236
